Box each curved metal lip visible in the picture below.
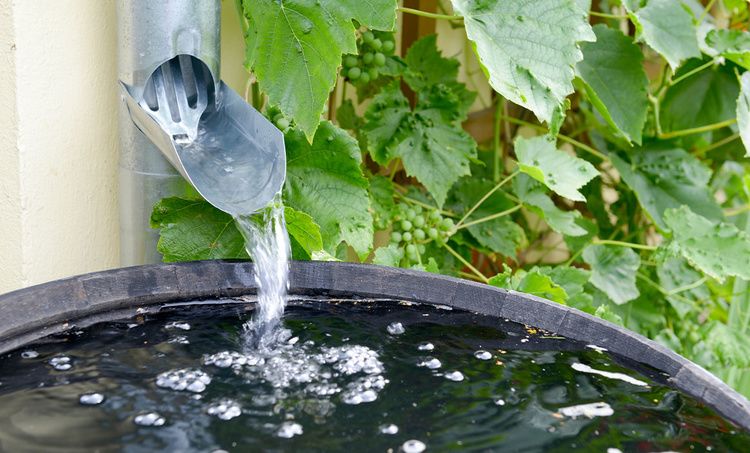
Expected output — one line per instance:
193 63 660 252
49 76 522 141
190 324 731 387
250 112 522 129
0 260 748 431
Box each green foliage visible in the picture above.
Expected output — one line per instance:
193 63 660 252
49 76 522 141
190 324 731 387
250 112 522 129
152 0 750 400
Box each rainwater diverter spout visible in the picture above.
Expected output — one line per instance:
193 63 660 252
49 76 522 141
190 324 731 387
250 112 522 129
117 0 286 264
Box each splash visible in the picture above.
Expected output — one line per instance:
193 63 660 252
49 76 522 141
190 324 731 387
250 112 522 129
234 193 291 347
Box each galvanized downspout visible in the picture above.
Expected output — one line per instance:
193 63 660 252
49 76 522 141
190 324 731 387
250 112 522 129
116 0 221 265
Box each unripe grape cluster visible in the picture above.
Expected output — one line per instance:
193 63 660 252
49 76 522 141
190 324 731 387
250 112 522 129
342 29 395 85
391 203 454 264
266 106 293 133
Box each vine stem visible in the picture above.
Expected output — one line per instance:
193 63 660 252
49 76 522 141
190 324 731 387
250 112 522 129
693 133 740 157
699 0 717 23
658 118 736 139
589 11 628 19
398 7 462 21
669 60 715 87
493 99 503 182
456 204 522 230
456 170 519 228
592 239 657 251
393 191 457 218
444 244 489 283
726 204 750 217
667 276 708 296
498 115 608 161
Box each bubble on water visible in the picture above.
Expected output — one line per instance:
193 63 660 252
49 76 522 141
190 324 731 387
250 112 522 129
387 322 405 335
494 398 505 406
165 322 191 331
49 356 72 371
445 371 464 382
379 423 399 434
21 350 38 359
325 345 384 375
474 350 492 360
168 335 189 345
156 368 211 393
134 412 166 427
207 399 242 420
204 351 255 369
402 439 426 453
417 342 434 351
79 393 105 405
418 357 441 369
277 421 303 438
342 375 388 405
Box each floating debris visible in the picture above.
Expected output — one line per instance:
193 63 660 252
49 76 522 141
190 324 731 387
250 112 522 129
134 412 165 427
571 363 649 387
559 401 613 419
387 322 405 335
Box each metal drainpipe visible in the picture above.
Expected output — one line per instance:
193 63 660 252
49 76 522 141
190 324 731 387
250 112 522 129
116 0 221 265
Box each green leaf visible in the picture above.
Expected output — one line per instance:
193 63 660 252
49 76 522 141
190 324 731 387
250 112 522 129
660 62 739 136
364 82 477 206
576 25 649 144
489 266 568 304
513 174 587 236
705 29 750 70
537 266 592 309
451 0 594 132
582 244 641 304
514 136 598 202
611 146 723 230
454 178 526 258
624 0 700 70
284 121 373 256
285 206 323 258
150 197 248 262
738 71 750 157
656 257 708 319
373 244 404 267
242 0 397 138
404 35 460 92
664 206 750 282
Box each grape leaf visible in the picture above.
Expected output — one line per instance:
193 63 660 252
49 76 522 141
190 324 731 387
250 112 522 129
373 244 404 267
242 0 397 138
538 266 592 309
664 206 750 282
576 25 649 144
624 0 701 70
150 198 322 262
514 136 598 202
451 0 594 133
513 174 587 236
404 35 460 92
454 178 526 258
611 146 723 231
284 121 373 257
660 62 739 137
489 266 568 304
582 244 641 305
705 29 750 70
656 257 708 319
738 72 750 157
150 197 247 262
364 82 477 206
369 175 396 230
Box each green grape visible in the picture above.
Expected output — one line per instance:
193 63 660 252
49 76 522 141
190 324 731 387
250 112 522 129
391 232 402 243
363 52 374 64
360 72 371 83
368 68 379 80
429 210 442 222
405 209 416 220
418 244 426 254
413 205 423 214
401 220 413 231
343 55 358 68
275 118 290 130
382 40 395 52
413 216 425 228
440 218 454 231
371 38 383 50
428 228 439 240
374 52 386 66
362 31 375 44
406 244 418 256
402 231 413 242
347 67 361 80
413 229 426 241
